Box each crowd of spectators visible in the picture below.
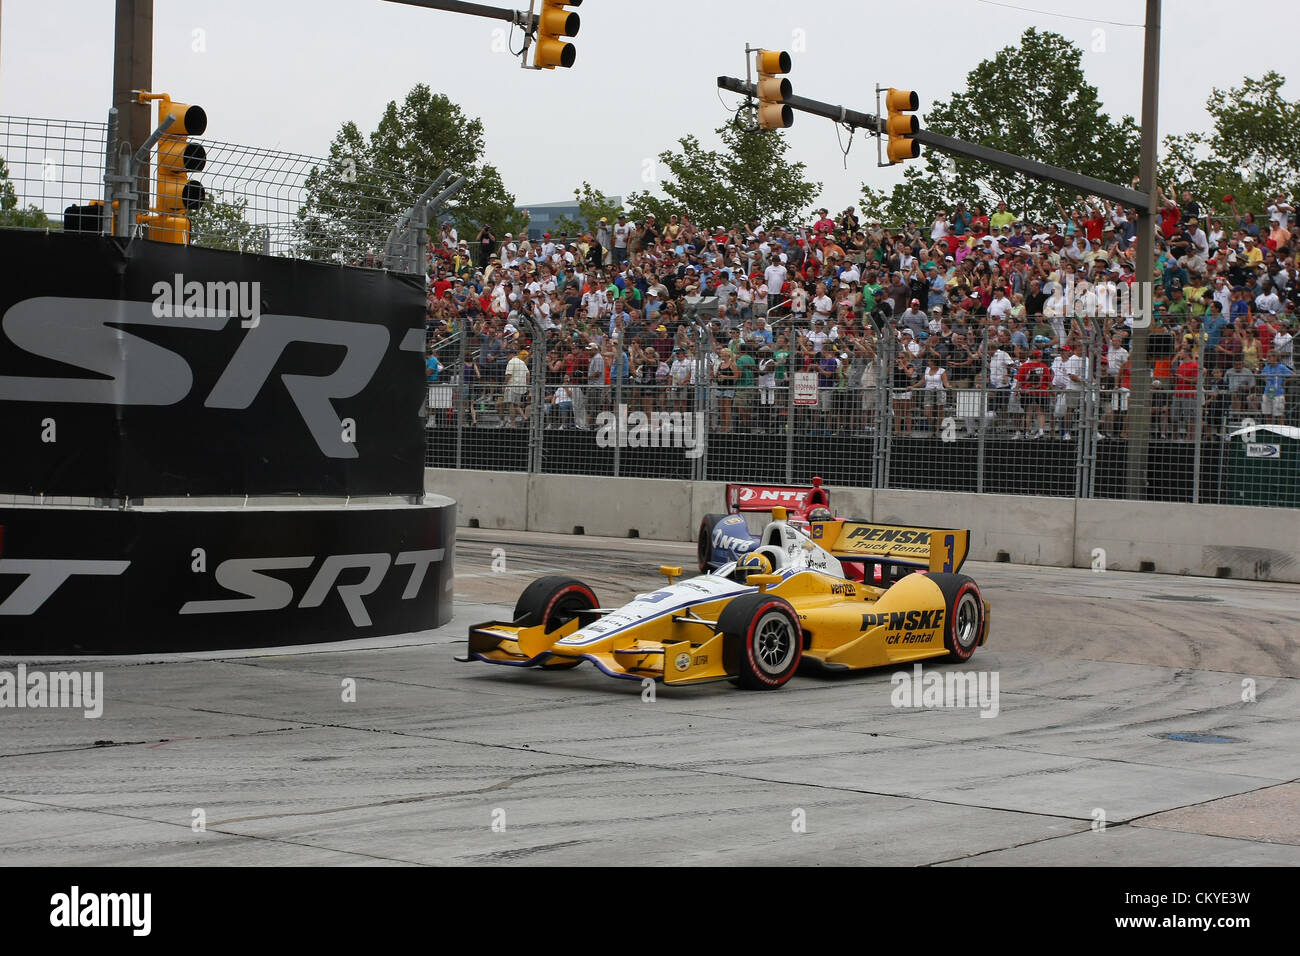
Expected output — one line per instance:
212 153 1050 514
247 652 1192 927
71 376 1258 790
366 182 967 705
422 187 1298 440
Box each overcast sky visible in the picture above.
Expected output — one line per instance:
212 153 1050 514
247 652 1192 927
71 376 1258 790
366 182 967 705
3 0 1297 215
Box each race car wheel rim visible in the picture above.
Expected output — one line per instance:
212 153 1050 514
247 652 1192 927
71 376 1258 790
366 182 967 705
753 611 797 674
954 591 981 649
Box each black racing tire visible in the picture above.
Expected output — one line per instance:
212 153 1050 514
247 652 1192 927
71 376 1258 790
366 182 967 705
718 593 802 690
926 573 986 662
697 514 727 573
512 576 599 633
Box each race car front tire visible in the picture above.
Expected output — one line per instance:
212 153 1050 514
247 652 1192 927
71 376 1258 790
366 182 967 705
719 593 803 690
927 573 985 662
513 576 599 634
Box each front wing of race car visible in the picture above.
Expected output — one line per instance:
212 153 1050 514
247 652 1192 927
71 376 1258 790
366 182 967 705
464 613 733 686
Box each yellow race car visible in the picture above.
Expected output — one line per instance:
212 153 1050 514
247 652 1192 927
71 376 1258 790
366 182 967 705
461 508 989 690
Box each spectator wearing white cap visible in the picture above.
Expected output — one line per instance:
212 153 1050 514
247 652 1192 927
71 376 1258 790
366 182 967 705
900 299 928 339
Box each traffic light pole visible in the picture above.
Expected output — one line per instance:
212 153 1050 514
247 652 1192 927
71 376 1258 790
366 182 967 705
1126 0 1162 501
716 76 1150 212
381 0 531 24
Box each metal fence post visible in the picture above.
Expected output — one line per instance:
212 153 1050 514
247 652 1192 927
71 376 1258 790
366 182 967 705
1078 329 1098 499
784 317 797 484
693 318 713 483
976 327 989 495
613 326 624 478
102 108 118 233
455 324 467 470
1192 325 1206 504
875 322 893 490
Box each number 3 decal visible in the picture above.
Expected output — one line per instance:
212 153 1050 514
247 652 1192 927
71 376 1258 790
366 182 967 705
943 534 955 573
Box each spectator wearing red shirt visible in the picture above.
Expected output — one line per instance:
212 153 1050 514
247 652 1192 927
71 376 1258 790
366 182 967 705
1081 209 1105 243
1015 351 1052 439
1172 346 1201 440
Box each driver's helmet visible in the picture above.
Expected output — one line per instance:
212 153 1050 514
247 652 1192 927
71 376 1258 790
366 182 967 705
735 552 773 580
807 506 834 524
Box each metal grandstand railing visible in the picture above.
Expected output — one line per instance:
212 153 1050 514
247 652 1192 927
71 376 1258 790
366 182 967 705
424 309 1299 507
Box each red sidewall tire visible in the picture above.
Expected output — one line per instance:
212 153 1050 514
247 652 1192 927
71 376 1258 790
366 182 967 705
746 601 802 688
513 576 598 632
720 594 802 690
945 581 983 662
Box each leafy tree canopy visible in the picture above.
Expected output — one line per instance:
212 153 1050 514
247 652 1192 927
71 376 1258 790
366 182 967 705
1160 71 1300 217
554 181 624 237
860 28 1139 225
298 85 526 264
627 121 820 230
0 156 52 229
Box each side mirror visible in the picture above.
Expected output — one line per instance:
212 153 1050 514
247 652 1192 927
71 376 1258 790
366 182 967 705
747 573 782 592
659 565 683 584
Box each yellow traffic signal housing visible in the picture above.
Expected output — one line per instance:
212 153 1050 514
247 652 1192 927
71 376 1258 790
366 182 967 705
756 49 793 130
885 88 920 163
535 0 582 69
137 92 208 244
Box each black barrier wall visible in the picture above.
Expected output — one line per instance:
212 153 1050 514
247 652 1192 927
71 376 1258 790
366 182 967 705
0 231 426 497
0 502 455 654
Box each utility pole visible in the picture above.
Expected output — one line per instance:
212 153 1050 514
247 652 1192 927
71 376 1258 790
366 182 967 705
112 0 153 166
1126 0 1162 500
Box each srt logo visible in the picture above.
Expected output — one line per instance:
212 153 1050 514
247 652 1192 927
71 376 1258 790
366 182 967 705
0 297 425 458
0 551 443 627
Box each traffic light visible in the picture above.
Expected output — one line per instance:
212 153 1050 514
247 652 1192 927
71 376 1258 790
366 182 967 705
755 49 793 130
885 88 920 163
534 0 581 69
137 92 207 244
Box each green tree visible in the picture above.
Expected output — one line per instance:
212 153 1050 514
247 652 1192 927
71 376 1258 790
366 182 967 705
554 181 624 236
1159 72 1300 217
298 85 526 264
627 120 820 229
0 156 52 229
190 191 262 252
861 28 1140 224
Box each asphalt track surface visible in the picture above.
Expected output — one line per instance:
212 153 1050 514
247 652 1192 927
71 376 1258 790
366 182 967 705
1 529 1297 866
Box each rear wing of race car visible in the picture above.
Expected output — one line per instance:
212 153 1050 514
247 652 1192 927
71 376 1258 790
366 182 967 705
814 520 971 573
727 476 829 515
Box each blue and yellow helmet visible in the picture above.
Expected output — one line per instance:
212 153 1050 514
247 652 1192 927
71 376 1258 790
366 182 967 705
737 552 773 577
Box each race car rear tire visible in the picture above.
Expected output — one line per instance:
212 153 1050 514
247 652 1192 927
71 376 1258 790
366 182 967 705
697 514 726 573
718 593 802 690
927 573 985 662
513 576 599 634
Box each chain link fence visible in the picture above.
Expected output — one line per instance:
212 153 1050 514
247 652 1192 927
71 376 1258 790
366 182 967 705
1 114 442 268
424 309 1300 507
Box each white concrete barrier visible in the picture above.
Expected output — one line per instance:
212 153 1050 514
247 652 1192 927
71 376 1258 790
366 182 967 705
1075 498 1300 581
425 469 1300 582
827 485 874 523
527 474 692 540
425 468 527 530
690 481 729 532
874 490 1076 568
